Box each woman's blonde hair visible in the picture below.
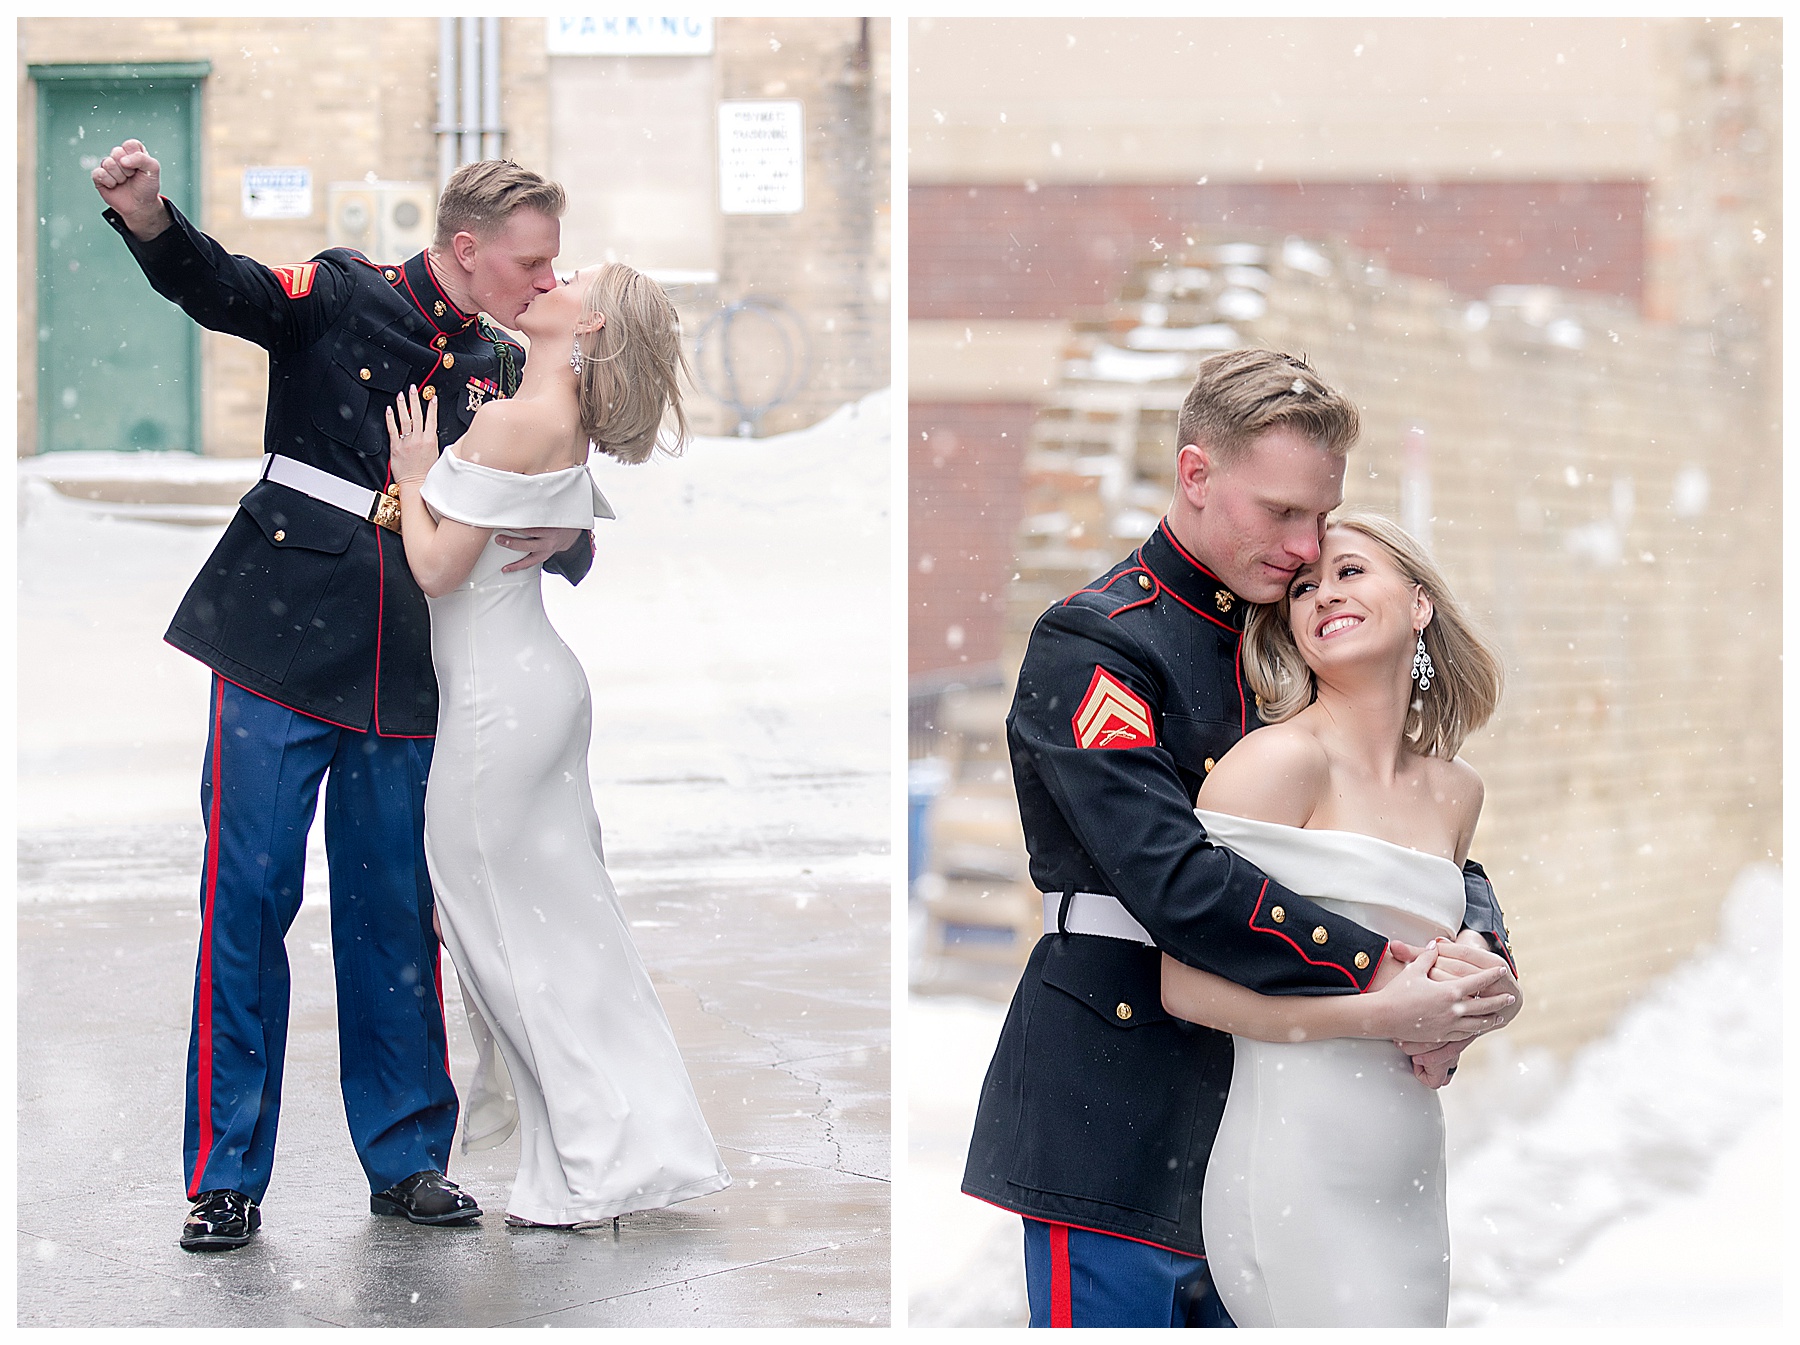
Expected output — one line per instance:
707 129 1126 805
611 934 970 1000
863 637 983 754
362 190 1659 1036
1243 509 1504 759
575 262 690 465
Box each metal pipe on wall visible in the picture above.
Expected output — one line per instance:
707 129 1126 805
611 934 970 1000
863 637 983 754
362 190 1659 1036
436 17 458 188
459 18 482 166
481 16 503 161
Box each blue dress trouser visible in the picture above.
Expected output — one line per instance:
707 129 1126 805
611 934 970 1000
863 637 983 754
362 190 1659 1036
183 676 458 1203
1024 1218 1237 1328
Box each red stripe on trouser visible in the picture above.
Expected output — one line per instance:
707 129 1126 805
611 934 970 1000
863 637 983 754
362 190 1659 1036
189 679 225 1199
1050 1222 1073 1327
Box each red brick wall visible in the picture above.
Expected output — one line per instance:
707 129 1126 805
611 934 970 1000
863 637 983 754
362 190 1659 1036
911 180 1649 320
910 401 1036 676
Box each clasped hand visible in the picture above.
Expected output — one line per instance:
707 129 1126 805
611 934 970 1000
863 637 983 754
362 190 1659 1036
1371 936 1520 1090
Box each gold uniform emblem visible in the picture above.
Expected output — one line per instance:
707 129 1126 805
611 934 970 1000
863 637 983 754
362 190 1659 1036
433 300 447 317
1215 589 1235 613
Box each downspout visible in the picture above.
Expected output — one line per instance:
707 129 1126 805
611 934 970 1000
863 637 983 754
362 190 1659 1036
436 17 458 187
459 17 482 166
481 17 503 161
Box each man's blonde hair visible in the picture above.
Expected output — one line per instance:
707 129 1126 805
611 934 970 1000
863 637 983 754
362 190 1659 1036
1243 509 1504 759
433 160 567 247
1178 348 1360 462
575 262 689 466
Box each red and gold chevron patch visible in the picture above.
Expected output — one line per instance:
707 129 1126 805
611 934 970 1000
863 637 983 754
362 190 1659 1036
271 262 317 299
1072 666 1155 750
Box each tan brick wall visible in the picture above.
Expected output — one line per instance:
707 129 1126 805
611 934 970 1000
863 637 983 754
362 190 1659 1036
20 17 445 457
937 236 1778 1054
20 17 888 455
715 17 890 436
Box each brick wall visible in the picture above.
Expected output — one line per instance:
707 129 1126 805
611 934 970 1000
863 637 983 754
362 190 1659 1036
911 181 1649 322
910 402 1035 676
19 17 449 457
19 17 890 455
934 237 1778 1052
716 17 890 437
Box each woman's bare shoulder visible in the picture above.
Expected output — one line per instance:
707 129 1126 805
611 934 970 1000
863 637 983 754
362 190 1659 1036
1424 753 1485 861
456 399 577 473
1195 719 1330 827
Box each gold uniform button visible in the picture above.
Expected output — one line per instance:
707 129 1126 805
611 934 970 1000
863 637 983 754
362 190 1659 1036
441 353 454 369
383 268 397 281
421 385 436 401
1138 574 1153 590
1312 926 1329 945
433 334 448 350
1354 951 1371 970
359 368 372 381
1204 757 1216 773
1115 1002 1133 1021
1269 905 1285 923
272 529 286 542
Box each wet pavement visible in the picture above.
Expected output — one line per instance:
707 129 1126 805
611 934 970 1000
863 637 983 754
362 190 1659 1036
17 831 890 1328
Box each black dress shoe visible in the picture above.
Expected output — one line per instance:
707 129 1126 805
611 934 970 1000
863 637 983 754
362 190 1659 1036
369 1170 481 1225
180 1189 260 1251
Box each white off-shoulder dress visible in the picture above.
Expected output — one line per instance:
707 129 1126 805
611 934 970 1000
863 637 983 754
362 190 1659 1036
419 447 730 1226
1194 808 1464 1327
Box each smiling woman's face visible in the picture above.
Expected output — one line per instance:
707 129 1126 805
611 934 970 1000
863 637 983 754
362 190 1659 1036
1283 524 1428 678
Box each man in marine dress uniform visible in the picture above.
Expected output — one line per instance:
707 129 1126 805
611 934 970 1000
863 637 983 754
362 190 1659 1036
92 139 592 1251
961 349 1521 1326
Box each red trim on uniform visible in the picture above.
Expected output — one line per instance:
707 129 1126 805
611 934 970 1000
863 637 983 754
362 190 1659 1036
1155 579 1241 634
189 678 226 1199
1357 941 1393 993
433 945 452 1082
1062 562 1150 606
402 261 470 328
1247 878 1360 989
985 1201 1206 1258
1234 632 1248 732
349 254 385 271
167 644 435 740
1158 519 1225 582
1049 1222 1073 1327
373 529 386 734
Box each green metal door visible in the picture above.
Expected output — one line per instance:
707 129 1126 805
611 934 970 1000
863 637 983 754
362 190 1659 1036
34 63 208 453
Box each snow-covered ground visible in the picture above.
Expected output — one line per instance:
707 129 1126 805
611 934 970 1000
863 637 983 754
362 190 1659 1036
16 390 893 896
906 863 1783 1327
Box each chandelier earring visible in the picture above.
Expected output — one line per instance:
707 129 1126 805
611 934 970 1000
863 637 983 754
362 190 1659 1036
1411 632 1436 692
569 338 583 377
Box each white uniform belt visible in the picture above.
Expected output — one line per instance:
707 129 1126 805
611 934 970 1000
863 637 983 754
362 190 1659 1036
1043 891 1155 946
262 453 381 521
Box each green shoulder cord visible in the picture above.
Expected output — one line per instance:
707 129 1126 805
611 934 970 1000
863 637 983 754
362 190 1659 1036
478 314 522 397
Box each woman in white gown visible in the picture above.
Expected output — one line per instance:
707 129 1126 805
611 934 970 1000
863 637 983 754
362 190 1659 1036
383 262 730 1228
1161 510 1517 1326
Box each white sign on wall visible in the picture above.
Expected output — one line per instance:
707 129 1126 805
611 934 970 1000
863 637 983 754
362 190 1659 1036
718 100 804 215
241 167 312 220
547 16 713 56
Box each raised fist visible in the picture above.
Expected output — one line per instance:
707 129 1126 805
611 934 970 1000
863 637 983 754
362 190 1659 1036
91 139 170 240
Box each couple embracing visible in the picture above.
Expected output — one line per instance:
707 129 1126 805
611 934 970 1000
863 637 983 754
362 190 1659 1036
92 140 730 1250
963 349 1524 1327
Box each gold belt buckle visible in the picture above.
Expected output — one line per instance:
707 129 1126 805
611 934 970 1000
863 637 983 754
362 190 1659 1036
371 484 403 534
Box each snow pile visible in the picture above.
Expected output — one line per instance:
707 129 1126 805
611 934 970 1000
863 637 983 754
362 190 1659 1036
1445 861 1782 1324
905 862 1781 1327
17 391 891 889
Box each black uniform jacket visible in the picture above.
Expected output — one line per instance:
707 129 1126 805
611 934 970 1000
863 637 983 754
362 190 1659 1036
107 199 592 737
962 520 1514 1256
